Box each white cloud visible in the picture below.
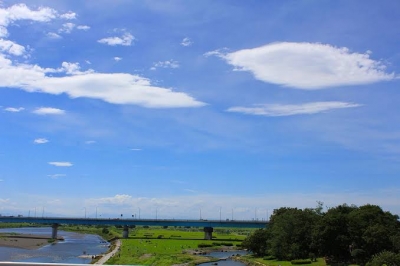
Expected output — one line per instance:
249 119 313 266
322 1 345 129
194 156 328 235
58 22 75 34
34 138 49 144
0 198 9 203
181 37 192 47
47 32 62 39
89 194 133 205
0 39 26 56
60 12 76 20
48 162 73 167
209 42 396 89
114 57 122 61
98 33 134 46
4 107 24 112
0 55 205 108
85 140 96 144
61 62 92 75
81 190 400 220
130 148 142 151
0 5 202 109
76 25 90 30
0 3 57 37
48 174 66 179
227 101 361 117
32 107 65 115
151 60 179 70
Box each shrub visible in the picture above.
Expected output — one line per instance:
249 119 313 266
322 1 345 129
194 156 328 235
367 251 400 266
198 243 213 248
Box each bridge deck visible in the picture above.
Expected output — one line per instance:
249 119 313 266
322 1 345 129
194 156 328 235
0 217 267 228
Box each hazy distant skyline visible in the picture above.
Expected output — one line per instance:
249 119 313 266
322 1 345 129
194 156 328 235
1 0 400 219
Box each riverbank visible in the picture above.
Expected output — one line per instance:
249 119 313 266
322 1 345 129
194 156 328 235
0 234 63 249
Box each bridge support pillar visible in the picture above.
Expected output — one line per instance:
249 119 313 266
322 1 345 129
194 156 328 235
122 225 129 238
51 223 59 239
203 227 213 240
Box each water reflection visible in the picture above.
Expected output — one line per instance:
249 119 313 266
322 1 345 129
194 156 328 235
0 227 108 264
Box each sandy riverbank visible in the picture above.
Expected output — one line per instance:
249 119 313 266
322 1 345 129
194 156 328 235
0 234 62 249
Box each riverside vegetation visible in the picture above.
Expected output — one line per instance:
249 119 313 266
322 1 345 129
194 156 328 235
2 203 399 266
241 203 400 266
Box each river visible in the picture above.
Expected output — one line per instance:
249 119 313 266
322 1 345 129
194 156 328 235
198 250 248 266
0 227 109 264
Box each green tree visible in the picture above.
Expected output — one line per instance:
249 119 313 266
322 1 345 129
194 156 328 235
268 207 319 260
242 229 269 257
313 204 356 263
366 251 400 266
348 205 399 260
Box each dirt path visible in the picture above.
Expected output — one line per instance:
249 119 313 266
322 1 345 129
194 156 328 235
94 239 121 265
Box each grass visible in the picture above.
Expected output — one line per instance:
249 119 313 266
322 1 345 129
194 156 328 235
105 226 250 265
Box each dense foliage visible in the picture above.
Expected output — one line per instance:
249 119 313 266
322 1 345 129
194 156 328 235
242 203 400 265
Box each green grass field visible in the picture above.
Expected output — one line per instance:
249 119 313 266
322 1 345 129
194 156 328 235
105 226 249 265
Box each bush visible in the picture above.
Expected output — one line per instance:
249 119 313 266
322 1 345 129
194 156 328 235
291 259 312 264
102 228 109 234
263 255 276 260
198 243 213 248
367 251 400 266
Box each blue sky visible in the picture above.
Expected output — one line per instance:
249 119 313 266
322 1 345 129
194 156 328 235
1 0 400 220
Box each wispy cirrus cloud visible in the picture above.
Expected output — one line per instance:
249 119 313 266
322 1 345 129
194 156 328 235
60 12 76 20
207 42 396 89
227 101 361 117
98 33 134 46
32 107 65 115
34 138 49 144
58 22 75 33
47 32 62 39
76 25 90 30
181 37 192 47
48 174 66 179
0 198 9 203
48 162 73 167
4 107 24 112
150 60 179 70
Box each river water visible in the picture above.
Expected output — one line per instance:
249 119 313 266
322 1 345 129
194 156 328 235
198 250 248 266
0 227 109 264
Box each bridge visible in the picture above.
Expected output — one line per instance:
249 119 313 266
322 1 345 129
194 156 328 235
0 216 267 240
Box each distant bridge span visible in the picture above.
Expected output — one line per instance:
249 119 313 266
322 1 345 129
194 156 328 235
0 217 267 240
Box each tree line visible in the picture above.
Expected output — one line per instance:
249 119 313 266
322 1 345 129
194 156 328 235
242 203 400 265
